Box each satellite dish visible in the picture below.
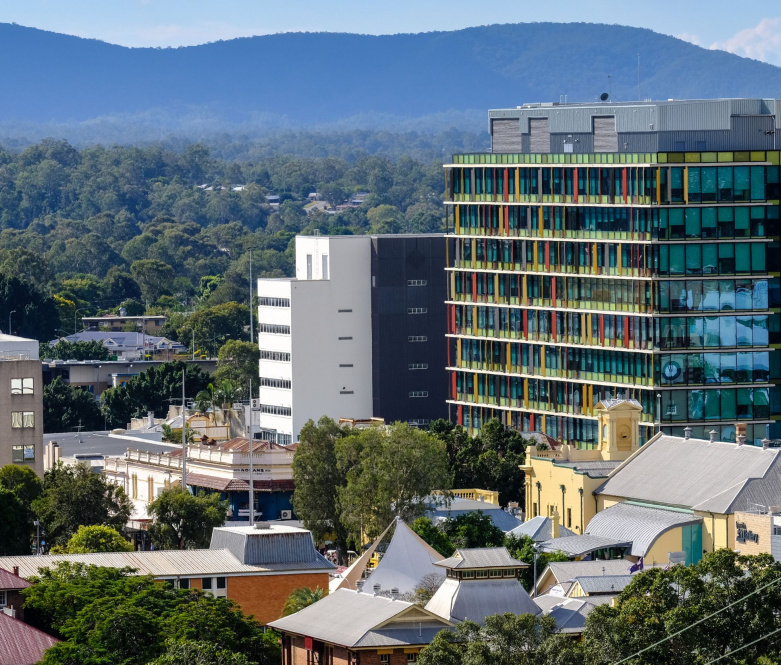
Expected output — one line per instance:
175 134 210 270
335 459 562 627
600 92 609 102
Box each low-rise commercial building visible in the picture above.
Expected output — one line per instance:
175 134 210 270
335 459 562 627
0 524 334 625
82 314 166 334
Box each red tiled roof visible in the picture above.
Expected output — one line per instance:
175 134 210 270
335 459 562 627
0 613 59 665
0 568 31 590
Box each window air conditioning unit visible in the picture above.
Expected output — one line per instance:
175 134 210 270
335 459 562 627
251 399 261 410
280 510 292 520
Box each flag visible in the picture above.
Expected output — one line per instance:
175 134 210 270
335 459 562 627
628 557 644 573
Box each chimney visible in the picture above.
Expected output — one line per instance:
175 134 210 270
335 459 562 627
373 583 381 596
356 580 364 593
763 438 771 450
551 510 560 539
709 430 717 443
737 434 746 446
683 427 692 440
391 588 399 600
147 411 155 428
12 566 18 577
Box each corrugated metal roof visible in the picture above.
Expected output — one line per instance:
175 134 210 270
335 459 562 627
428 499 523 532
542 559 634 586
538 535 631 556
0 567 31 590
506 517 578 542
0 547 332 580
0 612 59 665
425 576 539 623
268 589 452 648
353 626 450 648
574 575 634 594
585 503 702 557
553 460 623 478
534 594 612 634
209 525 335 568
596 435 780 513
436 547 526 570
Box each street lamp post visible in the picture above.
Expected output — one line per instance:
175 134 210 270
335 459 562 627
74 308 87 335
8 310 15 335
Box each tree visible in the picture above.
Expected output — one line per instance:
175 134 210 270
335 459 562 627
180 302 249 356
339 423 451 540
367 204 403 234
282 587 325 616
64 525 134 553
411 517 456 557
43 377 104 433
292 417 354 565
32 462 132 549
23 562 280 665
0 273 59 340
0 463 42 506
504 534 569 591
100 360 212 429
148 487 227 550
150 640 252 665
441 511 505 549
214 340 260 398
43 340 111 361
431 419 528 507
0 487 31 555
130 259 175 303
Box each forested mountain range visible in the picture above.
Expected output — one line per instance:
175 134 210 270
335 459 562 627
3 21 781 140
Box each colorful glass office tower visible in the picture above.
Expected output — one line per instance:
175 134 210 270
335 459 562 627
445 99 781 447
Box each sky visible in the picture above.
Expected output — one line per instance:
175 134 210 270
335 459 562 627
3 0 781 66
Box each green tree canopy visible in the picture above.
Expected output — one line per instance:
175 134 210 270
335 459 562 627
440 511 506 550
43 340 111 361
32 462 132 549
23 562 280 665
100 360 212 429
130 258 176 303
411 517 456 558
148 487 227 550
0 463 43 506
150 640 252 665
63 525 134 553
503 533 569 592
43 377 104 433
180 302 249 357
281 587 325 617
0 487 32 555
214 340 260 398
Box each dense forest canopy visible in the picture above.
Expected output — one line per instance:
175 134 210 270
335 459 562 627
0 136 452 342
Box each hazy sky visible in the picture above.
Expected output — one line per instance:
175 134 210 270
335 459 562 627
4 0 781 66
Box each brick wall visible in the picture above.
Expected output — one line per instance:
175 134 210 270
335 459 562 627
360 649 419 665
228 572 330 625
282 636 420 665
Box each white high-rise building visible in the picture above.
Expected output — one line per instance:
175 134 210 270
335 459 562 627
253 236 374 444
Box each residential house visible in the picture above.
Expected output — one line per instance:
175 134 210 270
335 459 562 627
0 567 31 620
82 314 166 334
0 613 59 665
48 331 185 361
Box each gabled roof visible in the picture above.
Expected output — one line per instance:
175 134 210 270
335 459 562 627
596 434 781 513
0 567 31 590
436 547 527 570
268 589 452 648
538 559 634 591
506 516 577 542
363 518 444 594
425 577 539 624
0 612 59 664
585 503 702 557
573 575 634 595
209 525 335 569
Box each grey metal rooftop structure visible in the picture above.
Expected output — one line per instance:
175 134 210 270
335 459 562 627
436 547 528 570
488 98 781 154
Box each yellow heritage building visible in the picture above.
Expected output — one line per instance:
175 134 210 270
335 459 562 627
521 398 781 566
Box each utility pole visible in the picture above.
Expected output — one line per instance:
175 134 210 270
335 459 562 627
249 250 254 345
182 369 187 488
247 379 254 526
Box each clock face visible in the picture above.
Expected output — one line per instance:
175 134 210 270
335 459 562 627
663 362 681 381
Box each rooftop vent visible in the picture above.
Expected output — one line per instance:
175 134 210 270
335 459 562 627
373 583 381 596
709 430 717 443
391 588 399 600
356 580 364 593
684 427 692 440
253 522 270 530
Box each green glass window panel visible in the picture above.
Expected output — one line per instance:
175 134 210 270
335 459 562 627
735 244 751 273
701 167 717 201
750 166 765 200
721 316 737 347
735 166 750 200
736 352 752 383
753 316 769 345
702 244 718 275
704 353 720 383
755 388 770 418
734 207 750 232
721 389 736 419
720 280 736 310
670 391 687 421
703 282 720 311
704 389 721 420
686 244 702 275
685 208 701 237
754 352 769 382
718 167 733 201
704 316 720 346
752 280 768 309
669 208 685 238
689 316 704 347
688 353 704 383
736 317 753 346
721 353 736 383
670 245 685 274
737 388 753 418
688 280 703 310
719 243 735 274
658 281 670 312
701 208 717 238
688 167 701 201
751 243 765 272
689 390 704 419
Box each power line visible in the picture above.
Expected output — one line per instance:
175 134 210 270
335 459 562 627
612 575 781 665
703 625 781 664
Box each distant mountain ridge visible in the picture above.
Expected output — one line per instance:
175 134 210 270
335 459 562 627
2 21 781 135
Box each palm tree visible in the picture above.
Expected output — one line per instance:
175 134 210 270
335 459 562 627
282 587 325 616
194 383 216 416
